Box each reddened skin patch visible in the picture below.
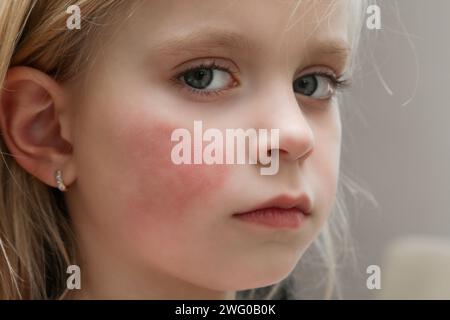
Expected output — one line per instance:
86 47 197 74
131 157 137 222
124 120 230 218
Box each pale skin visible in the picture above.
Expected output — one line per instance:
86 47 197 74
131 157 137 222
0 0 354 299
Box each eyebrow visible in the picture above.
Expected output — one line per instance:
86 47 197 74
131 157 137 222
151 30 260 57
302 39 351 71
151 29 351 69
309 40 351 58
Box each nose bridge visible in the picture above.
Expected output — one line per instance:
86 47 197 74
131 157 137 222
256 82 315 162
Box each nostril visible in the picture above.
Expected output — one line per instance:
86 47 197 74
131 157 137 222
273 149 289 158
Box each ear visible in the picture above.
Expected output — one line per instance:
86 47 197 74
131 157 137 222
0 66 76 190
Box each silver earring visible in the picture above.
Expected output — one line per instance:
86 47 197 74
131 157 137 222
55 169 67 192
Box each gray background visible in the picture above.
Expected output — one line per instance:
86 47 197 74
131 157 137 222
339 0 450 299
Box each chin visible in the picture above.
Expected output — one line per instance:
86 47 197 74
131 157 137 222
220 264 298 292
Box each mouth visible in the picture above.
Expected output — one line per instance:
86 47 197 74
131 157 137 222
232 193 312 229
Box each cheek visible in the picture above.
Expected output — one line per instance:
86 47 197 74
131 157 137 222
307 111 341 219
122 121 230 220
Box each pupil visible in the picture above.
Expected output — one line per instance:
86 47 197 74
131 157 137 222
184 68 213 89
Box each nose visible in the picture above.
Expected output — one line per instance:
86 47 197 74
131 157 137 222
258 84 315 163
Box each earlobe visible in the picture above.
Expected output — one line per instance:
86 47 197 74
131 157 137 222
0 66 76 190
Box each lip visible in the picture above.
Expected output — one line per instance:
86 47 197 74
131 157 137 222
232 193 312 229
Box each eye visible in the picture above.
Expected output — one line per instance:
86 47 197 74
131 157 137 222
293 73 338 99
183 68 232 90
174 60 239 97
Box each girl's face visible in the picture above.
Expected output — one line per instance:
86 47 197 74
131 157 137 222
65 0 353 298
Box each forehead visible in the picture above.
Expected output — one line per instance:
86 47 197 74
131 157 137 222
122 0 353 46
81 0 356 85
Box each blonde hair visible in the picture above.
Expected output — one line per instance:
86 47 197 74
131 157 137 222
0 0 370 299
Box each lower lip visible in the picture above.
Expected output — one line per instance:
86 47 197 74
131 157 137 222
232 208 307 229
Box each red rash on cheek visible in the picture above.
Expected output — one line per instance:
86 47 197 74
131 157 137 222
123 121 230 218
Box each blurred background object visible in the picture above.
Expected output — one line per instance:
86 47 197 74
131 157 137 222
377 236 450 299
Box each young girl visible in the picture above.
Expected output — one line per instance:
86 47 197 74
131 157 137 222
0 0 368 299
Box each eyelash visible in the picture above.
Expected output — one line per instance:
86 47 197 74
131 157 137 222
171 60 351 99
309 71 351 95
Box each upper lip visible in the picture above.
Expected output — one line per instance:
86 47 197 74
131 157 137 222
234 193 313 216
